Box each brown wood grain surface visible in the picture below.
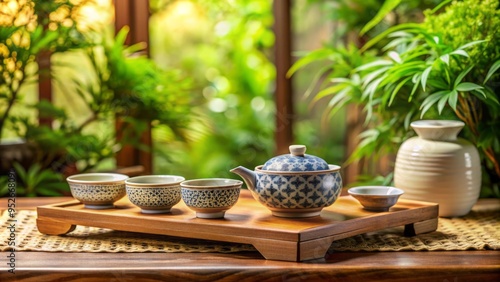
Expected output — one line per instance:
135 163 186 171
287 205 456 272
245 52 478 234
0 251 498 282
1 196 499 281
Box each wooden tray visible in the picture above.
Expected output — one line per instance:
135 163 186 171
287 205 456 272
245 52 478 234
36 189 439 262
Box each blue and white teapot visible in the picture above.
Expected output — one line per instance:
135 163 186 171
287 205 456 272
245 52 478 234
231 145 342 217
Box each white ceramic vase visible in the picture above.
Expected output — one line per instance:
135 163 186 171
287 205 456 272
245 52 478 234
394 120 481 217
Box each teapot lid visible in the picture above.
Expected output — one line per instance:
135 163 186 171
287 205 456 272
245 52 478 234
261 145 329 171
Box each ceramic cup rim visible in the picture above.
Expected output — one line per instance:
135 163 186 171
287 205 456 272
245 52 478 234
410 119 464 129
125 175 185 187
348 186 404 197
67 173 129 184
180 178 242 189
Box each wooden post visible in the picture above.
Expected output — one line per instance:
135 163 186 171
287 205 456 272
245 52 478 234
114 0 152 175
344 104 364 185
37 50 52 127
273 0 294 155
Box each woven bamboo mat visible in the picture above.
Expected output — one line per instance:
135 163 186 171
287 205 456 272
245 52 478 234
1 207 498 253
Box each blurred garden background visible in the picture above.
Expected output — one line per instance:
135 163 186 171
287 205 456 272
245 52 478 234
1 0 498 197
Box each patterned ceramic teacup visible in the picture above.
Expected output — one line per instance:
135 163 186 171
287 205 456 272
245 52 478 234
125 175 185 214
180 178 242 219
66 173 129 209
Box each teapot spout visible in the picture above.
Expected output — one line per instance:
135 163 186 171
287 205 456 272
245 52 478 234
230 166 257 192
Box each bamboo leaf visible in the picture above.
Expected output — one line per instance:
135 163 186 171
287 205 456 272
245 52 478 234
361 23 424 52
388 76 412 106
448 89 458 111
409 77 421 102
26 163 42 188
125 42 147 55
437 93 449 114
303 65 333 99
326 98 351 122
421 66 433 92
456 82 483 92
12 163 27 183
30 29 59 54
412 73 420 84
388 51 402 64
472 88 487 99
326 87 350 108
287 49 337 77
457 40 486 50
358 128 379 139
37 183 69 196
484 60 500 84
363 77 384 101
400 50 430 62
361 67 390 88
313 85 344 101
477 88 500 105
449 49 469 58
383 35 412 51
360 0 402 35
453 65 475 88
383 62 425 82
420 91 448 117
426 78 450 90
355 60 393 72
0 177 8 196
404 109 416 129
387 31 412 38
330 77 351 84
326 88 352 118
115 26 130 47
429 0 453 13
439 54 450 65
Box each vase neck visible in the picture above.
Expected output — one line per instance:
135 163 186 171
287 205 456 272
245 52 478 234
411 120 464 141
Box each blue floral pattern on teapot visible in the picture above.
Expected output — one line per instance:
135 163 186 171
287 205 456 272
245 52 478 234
231 145 343 217
255 172 342 209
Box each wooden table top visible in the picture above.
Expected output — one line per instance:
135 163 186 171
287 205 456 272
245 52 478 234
1 196 499 282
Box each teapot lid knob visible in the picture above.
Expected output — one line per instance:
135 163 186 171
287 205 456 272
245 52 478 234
289 145 306 157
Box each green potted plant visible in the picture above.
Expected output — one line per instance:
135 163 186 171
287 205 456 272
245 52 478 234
77 26 192 152
1 1 192 196
0 0 91 174
291 0 500 197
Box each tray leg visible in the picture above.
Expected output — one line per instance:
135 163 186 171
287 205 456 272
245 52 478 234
404 218 438 236
300 237 334 262
251 237 333 262
252 240 301 262
37 218 76 235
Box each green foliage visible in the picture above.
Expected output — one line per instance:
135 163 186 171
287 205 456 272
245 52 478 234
423 0 500 75
360 0 402 35
9 100 116 173
151 0 275 179
71 26 192 148
5 25 194 177
1 1 192 196
293 0 500 195
352 0 500 193
0 0 91 139
0 163 69 197
105 30 192 131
